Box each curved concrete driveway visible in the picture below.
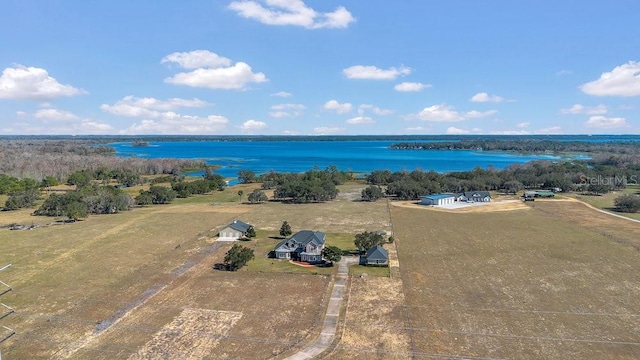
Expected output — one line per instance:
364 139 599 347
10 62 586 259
284 256 358 360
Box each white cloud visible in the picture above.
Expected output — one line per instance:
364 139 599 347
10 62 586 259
416 104 497 122
12 109 115 135
490 130 530 135
165 62 267 90
556 69 573 76
271 91 292 97
228 0 355 29
324 100 352 114
122 115 228 135
161 50 231 69
0 65 86 100
358 104 392 116
282 130 299 135
585 116 628 129
517 122 530 128
446 127 471 134
269 103 305 118
560 103 608 115
343 65 411 80
34 108 80 122
580 61 640 97
470 92 504 103
346 116 374 125
101 96 211 118
405 126 432 132
535 126 562 134
394 82 430 92
240 119 268 131
162 50 267 90
313 126 345 134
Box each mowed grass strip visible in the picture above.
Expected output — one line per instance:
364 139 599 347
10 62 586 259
392 203 640 360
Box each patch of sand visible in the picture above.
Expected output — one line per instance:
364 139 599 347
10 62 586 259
129 309 242 360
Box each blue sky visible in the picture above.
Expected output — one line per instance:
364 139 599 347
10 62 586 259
1 1 639 135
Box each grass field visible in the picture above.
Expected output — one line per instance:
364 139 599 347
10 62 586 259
566 185 640 220
392 200 640 359
3 180 638 359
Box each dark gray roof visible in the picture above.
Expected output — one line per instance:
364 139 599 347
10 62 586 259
275 230 325 252
227 220 251 233
457 191 491 198
365 245 388 261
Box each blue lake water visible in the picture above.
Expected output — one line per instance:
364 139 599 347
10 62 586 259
109 139 579 180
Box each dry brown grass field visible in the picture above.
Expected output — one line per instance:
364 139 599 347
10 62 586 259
0 183 392 359
3 182 638 359
392 200 640 359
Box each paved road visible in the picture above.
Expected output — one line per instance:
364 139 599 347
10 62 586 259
284 256 358 360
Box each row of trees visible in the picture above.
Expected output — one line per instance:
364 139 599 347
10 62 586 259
0 139 205 181
34 185 134 220
257 166 350 203
364 158 640 200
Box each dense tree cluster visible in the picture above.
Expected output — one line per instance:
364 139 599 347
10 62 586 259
247 189 268 203
222 244 255 271
135 186 177 205
261 166 349 203
0 139 205 181
361 185 385 201
237 170 257 184
170 173 226 198
34 185 133 220
354 231 385 252
614 194 640 213
366 158 640 200
4 189 40 210
322 245 342 263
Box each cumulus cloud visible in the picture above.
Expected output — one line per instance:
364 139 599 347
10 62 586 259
517 122 530 128
585 116 628 129
346 116 374 125
324 100 352 114
446 127 471 134
343 65 411 80
580 61 640 97
162 50 267 90
34 108 80 122
11 108 114 135
416 104 497 122
470 92 504 103
271 91 292 97
313 126 345 134
240 119 268 131
122 115 228 135
269 103 305 118
560 103 608 115
358 104 392 116
0 65 86 100
394 82 430 92
228 0 355 29
161 50 231 69
535 126 562 134
102 95 228 134
405 126 432 132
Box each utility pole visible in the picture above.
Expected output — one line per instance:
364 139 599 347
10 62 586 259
0 264 15 360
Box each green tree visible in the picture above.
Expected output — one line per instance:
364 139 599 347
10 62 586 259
238 190 244 202
322 245 342 264
279 221 292 238
361 185 385 202
148 186 177 204
246 226 256 238
135 191 153 206
40 176 60 189
4 189 39 210
614 194 640 213
354 231 384 253
247 189 268 203
238 170 257 184
65 201 89 221
223 244 255 271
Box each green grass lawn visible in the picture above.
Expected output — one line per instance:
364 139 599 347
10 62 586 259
566 185 640 220
349 264 390 277
241 235 334 275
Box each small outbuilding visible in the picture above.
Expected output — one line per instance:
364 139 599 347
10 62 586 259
420 194 456 206
218 220 252 240
362 245 389 266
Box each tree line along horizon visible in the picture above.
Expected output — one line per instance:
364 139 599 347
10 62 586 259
3 139 640 218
